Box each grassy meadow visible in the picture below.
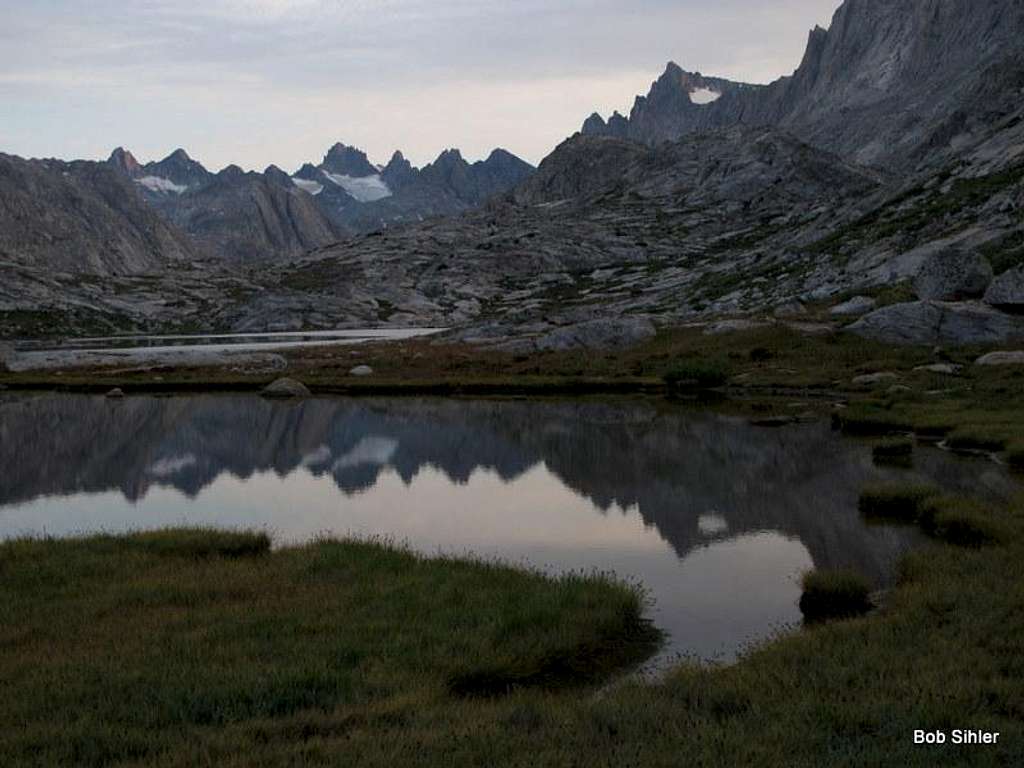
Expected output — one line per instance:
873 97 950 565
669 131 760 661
3 324 1024 765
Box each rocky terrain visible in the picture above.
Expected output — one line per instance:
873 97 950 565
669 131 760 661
1 0 1023 349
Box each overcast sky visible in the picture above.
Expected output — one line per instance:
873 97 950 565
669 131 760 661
0 0 841 171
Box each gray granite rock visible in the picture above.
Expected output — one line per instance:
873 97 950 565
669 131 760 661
349 365 374 377
535 318 656 351
975 351 1024 366
830 296 877 317
261 378 311 398
849 301 1024 346
984 267 1024 310
852 373 898 386
913 249 993 301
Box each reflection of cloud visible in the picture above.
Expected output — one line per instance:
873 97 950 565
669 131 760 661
147 454 198 478
332 436 398 471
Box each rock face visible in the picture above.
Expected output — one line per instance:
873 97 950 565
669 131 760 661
984 268 1024 311
579 0 1024 169
158 165 342 263
913 249 993 301
849 302 1024 345
534 318 656 352
516 128 881 208
830 296 877 316
0 153 196 275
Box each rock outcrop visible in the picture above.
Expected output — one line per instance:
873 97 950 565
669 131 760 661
534 318 657 352
913 249 993 301
579 0 1024 170
0 153 196 275
848 302 1024 346
984 267 1024 311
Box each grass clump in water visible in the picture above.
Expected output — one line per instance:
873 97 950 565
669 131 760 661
858 484 939 523
946 428 1009 453
918 496 1008 548
1007 443 1024 472
833 405 914 436
798 569 873 623
872 437 914 465
663 360 730 390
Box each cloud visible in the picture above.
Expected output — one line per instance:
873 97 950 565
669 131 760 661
0 0 843 168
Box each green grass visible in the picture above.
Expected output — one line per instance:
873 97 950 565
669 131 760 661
0 532 656 767
663 360 731 389
858 484 939 523
946 428 1009 453
871 437 915 460
834 406 914 436
918 497 1009 548
798 570 873 623
1008 443 1024 472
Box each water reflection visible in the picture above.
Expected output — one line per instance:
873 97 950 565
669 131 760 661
0 394 1015 665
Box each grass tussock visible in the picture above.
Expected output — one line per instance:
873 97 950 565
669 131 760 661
946 428 1009 453
798 570 873 623
871 437 914 464
0 531 655 767
858 484 939 523
918 497 1009 548
663 360 731 390
1008 443 1024 472
833 406 914 436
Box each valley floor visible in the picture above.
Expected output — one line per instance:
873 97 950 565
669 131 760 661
3 326 1024 766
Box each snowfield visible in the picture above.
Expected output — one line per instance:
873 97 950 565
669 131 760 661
689 87 722 105
291 177 325 196
136 176 188 194
322 171 393 202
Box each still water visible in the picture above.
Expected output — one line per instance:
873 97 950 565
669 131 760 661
0 394 1015 668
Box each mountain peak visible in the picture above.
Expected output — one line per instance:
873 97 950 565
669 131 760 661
167 148 192 162
107 147 141 176
321 143 377 178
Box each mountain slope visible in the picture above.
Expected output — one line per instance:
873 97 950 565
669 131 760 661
0 153 196 275
158 165 342 263
583 0 1024 168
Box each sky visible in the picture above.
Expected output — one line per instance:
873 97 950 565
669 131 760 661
0 0 841 172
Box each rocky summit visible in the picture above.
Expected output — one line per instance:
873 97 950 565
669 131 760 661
2 0 1024 348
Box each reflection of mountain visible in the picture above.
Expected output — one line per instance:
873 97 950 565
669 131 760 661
1 395 1014 579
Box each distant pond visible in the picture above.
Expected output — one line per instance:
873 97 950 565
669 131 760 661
0 394 1016 669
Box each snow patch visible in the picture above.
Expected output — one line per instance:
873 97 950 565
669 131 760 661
322 171 392 203
136 176 188 195
689 87 722 105
291 177 324 196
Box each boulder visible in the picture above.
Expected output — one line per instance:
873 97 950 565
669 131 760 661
830 296 877 317
349 365 374 377
848 301 1024 346
913 248 993 301
852 373 898 386
535 318 656 352
913 363 963 375
975 351 1024 366
105 388 125 398
983 267 1024 311
261 377 311 398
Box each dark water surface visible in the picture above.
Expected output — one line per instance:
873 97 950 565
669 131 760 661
0 394 1015 668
